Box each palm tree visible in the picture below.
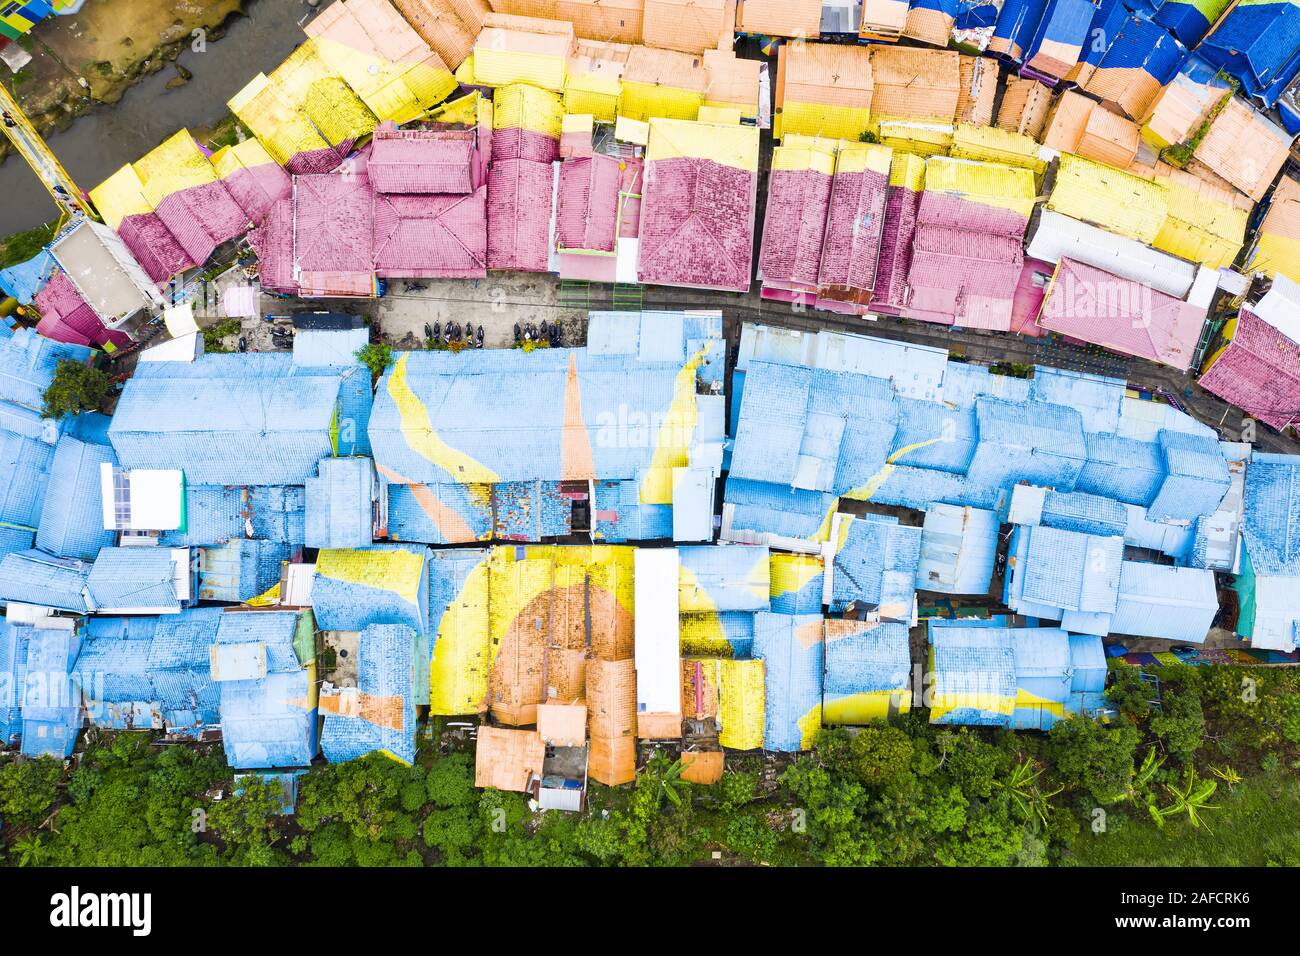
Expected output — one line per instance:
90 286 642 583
14 834 46 867
1209 765 1242 790
1126 746 1166 806
994 758 1062 830
1149 767 1220 832
641 754 689 809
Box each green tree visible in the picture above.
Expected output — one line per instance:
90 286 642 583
1150 690 1205 763
355 342 395 381
0 757 63 828
847 725 914 787
1047 716 1140 805
1149 767 1219 832
41 360 109 419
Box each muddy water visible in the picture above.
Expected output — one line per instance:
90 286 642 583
0 0 320 234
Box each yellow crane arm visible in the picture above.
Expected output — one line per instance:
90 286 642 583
0 80 99 222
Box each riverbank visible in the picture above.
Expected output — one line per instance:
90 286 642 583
0 0 312 233
2 0 247 161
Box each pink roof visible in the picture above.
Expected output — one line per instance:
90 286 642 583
222 162 292 226
117 212 195 284
758 168 832 292
487 159 554 273
370 128 476 194
1009 258 1052 338
492 127 559 164
251 200 297 295
556 155 621 253
152 180 250 266
618 159 643 239
1198 308 1300 430
285 142 352 176
294 172 376 275
870 185 921 313
637 157 756 293
34 273 129 350
899 192 1029 330
905 224 1024 330
374 188 487 278
817 166 889 298
1038 258 1206 371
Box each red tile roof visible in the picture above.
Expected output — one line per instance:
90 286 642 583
1198 308 1300 430
374 188 488 278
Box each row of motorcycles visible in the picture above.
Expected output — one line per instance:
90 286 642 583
514 321 563 346
426 322 485 347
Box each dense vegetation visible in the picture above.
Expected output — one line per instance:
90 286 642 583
40 359 110 419
3 664 1298 867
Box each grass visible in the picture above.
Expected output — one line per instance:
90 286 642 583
0 220 59 271
1063 768 1300 867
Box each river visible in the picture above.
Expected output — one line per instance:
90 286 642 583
0 0 320 234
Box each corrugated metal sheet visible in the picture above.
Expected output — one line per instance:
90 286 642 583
1110 560 1218 642
916 503 999 595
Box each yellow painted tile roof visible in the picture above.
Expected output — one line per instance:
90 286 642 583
228 73 333 165
1249 176 1300 281
642 0 726 54
211 138 279 180
1151 162 1250 269
493 81 564 136
89 165 153 230
771 138 838 175
836 141 894 176
482 10 577 38
878 121 953 157
132 130 219 206
890 150 927 189
950 123 1047 175
473 26 573 90
1047 152 1170 245
646 116 760 170
924 155 1037 218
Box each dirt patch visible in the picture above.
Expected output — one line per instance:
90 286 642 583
2 0 245 159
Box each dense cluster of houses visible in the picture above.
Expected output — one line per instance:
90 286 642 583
3 0 1300 803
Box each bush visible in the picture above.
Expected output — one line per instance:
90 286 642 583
41 360 109 419
355 342 394 380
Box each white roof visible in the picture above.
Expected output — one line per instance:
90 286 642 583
1027 210 1197 298
1252 273 1300 344
633 548 682 714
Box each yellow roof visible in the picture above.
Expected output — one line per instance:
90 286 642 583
771 138 838 175
878 121 954 157
950 123 1047 176
493 81 564 137
473 26 571 91
131 131 219 207
1047 153 1169 245
1151 163 1249 270
210 138 279 180
835 141 894 176
924 155 1037 218
889 150 927 190
88 165 153 231
645 117 761 171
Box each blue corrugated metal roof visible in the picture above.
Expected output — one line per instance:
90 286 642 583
1077 432 1165 505
0 326 92 412
967 397 1087 492
85 547 180 612
823 621 910 697
752 611 823 751
305 457 374 549
916 503 999 595
1241 452 1300 575
929 625 1016 727
1040 489 1130 538
320 624 417 764
160 485 245 547
678 544 770 611
1069 632 1107 693
109 375 342 486
35 435 117 560
1109 560 1218 642
1148 430 1230 522
831 515 922 617
0 549 90 611
1200 1 1300 106
0 430 56 529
